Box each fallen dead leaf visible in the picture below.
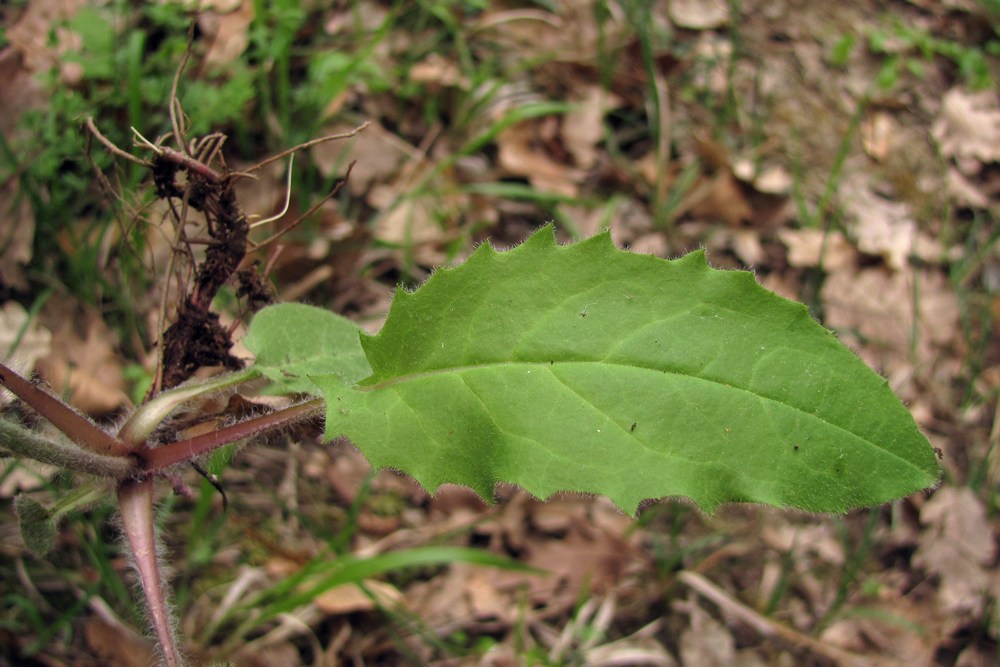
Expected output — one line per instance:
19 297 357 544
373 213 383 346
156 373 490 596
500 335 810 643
199 0 254 69
678 601 736 666
840 175 918 271
862 109 895 162
0 459 59 497
524 520 634 601
530 499 586 535
758 271 802 303
84 598 155 667
628 232 670 258
409 53 469 89
563 85 618 170
320 446 373 503
311 122 411 195
915 487 995 619
731 159 792 195
368 186 442 247
668 0 730 30
464 564 515 621
932 88 1000 166
323 0 387 34
687 171 751 226
729 229 764 266
585 620 676 667
752 165 793 195
192 0 244 13
473 5 610 62
946 167 991 208
0 40 47 138
0 42 47 295
777 228 856 271
37 300 128 415
688 136 788 229
820 601 935 665
314 580 403 615
761 521 845 567
821 264 961 392
403 546 556 632
558 204 612 241
4 0 87 73
0 187 35 292
497 122 584 197
954 644 1000 667
237 642 304 667
0 301 52 391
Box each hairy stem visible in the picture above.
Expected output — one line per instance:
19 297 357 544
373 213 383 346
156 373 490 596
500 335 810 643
117 367 263 446
0 419 134 478
0 362 131 458
118 478 184 667
138 398 324 473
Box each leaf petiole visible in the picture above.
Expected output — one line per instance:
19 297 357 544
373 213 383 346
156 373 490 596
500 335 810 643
137 397 324 473
118 367 264 446
0 362 131 458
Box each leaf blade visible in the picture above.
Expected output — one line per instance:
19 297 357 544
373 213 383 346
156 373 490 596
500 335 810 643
305 226 938 513
243 302 370 394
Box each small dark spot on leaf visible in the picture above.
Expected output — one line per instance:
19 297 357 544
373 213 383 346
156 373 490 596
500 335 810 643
793 444 800 452
630 422 637 432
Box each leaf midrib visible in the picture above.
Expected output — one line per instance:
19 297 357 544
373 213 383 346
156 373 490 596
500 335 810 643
356 359 919 470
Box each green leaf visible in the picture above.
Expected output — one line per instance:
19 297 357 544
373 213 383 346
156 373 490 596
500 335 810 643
280 226 938 513
13 484 106 558
243 302 370 394
830 34 856 68
15 495 55 557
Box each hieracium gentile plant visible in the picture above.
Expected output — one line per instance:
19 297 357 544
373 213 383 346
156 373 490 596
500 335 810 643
1 118 940 665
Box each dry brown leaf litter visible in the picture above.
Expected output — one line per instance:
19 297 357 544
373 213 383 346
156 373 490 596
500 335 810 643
35 300 129 415
1 0 999 664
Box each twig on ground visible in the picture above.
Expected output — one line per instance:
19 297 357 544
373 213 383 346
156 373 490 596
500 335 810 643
677 571 868 667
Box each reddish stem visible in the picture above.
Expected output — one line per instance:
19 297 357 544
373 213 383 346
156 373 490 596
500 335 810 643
0 362 131 458
157 145 223 183
138 398 324 474
118 478 184 667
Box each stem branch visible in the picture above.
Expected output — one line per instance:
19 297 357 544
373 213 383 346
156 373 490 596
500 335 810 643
0 362 132 458
139 398 324 473
118 478 184 667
